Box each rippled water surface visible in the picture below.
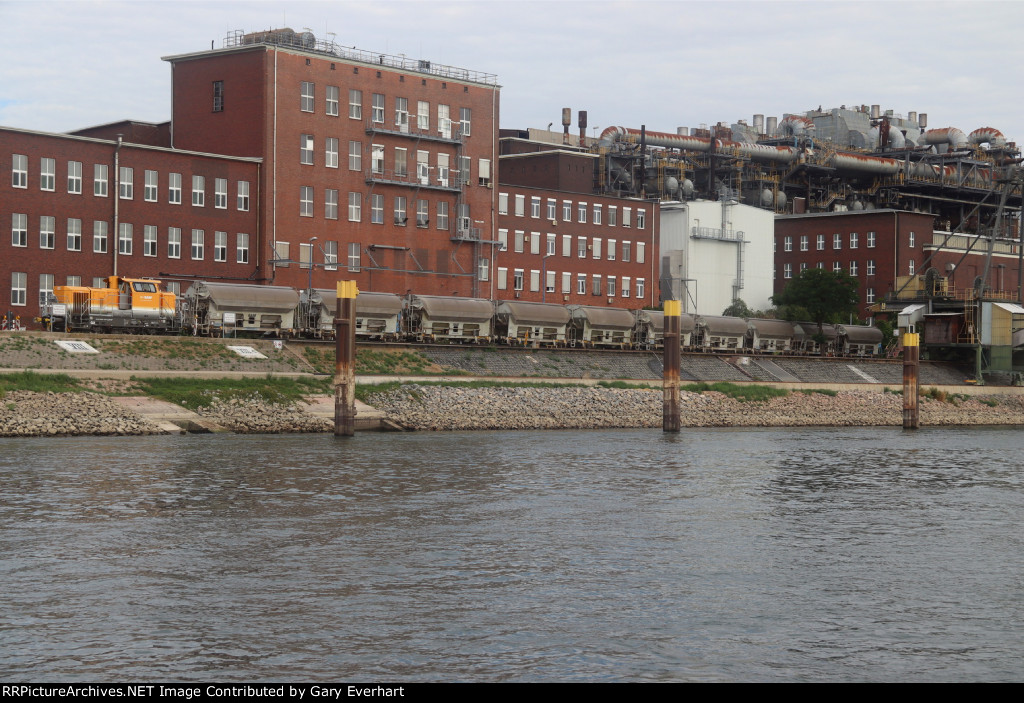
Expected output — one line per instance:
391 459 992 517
2 428 1022 681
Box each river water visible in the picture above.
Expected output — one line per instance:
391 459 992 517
1 428 1021 682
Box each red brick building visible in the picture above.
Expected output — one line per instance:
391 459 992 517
2 28 500 323
774 209 1023 319
493 142 659 310
1 126 260 320
164 30 499 298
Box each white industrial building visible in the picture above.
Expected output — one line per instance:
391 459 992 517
658 200 774 315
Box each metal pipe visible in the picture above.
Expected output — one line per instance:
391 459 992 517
902 332 919 429
334 281 358 436
663 299 681 432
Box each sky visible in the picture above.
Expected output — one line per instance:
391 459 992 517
2 0 1023 145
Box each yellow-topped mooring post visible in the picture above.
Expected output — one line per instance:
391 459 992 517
903 332 920 429
334 281 359 437
663 299 681 432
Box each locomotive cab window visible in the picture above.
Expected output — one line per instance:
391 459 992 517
133 282 157 293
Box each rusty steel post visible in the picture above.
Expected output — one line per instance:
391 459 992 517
663 299 681 432
334 281 358 437
902 332 920 429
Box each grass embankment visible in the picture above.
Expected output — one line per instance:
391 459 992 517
303 347 452 376
0 371 82 398
132 375 331 411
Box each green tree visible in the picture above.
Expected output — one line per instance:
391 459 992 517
722 298 754 318
772 268 860 345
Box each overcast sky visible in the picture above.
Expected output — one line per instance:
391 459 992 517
3 0 1023 145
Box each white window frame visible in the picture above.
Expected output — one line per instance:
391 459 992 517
348 192 362 222
118 222 133 255
12 154 27 189
214 178 227 209
301 82 315 112
145 170 158 202
326 85 339 116
237 181 249 211
94 164 108 197
67 161 82 194
66 218 81 251
39 216 55 250
191 229 204 260
93 221 108 253
41 158 55 191
237 233 250 264
118 166 133 199
192 175 205 207
326 138 339 169
325 189 339 220
167 227 180 259
144 225 158 257
214 231 227 262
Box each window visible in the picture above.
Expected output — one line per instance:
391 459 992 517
416 199 429 227
849 261 858 276
346 141 360 171
816 234 825 250
498 193 509 215
11 214 27 247
608 206 617 227
12 154 27 188
118 166 132 199
192 175 205 206
578 202 587 224
66 276 81 287
237 233 250 264
850 232 859 249
325 189 339 220
417 100 430 131
513 269 524 291
478 258 489 282
459 107 471 136
563 200 572 222
207 231 225 263
578 236 586 258
608 238 616 261
868 231 876 248
349 89 362 119
92 277 105 288
274 241 290 268
300 186 313 217
348 193 362 222
546 233 556 256
784 263 792 279
515 194 526 217
67 218 81 251
866 288 875 304
833 232 841 250
118 223 132 255
530 232 540 255
592 237 601 259
547 199 557 220
783 236 792 252
622 241 631 262
593 204 602 225
458 156 470 186
167 228 181 258
326 85 339 116
607 277 616 296
418 151 430 185
94 164 108 197
635 278 645 300
562 272 571 294
371 144 384 175
497 268 508 290
622 277 631 297
299 242 313 270
438 104 451 138
237 181 249 211
531 197 541 218
68 161 82 194
577 274 586 295
323 138 338 169
41 158 55 191
592 275 601 296
546 271 555 294
93 221 108 253
909 231 916 248
867 260 876 276
637 242 645 264
437 153 449 186
38 274 54 305
11 273 26 306
372 194 384 224
144 225 157 257
561 234 571 257
637 209 646 229
372 93 384 123
514 230 524 254
800 235 808 251
394 196 407 224
348 242 361 272
214 178 227 209
324 240 337 271
212 80 224 112
498 229 508 251
191 229 204 260
908 260 916 275
300 134 314 165
395 97 409 131
301 82 314 112
833 261 842 273
623 207 632 227
169 173 182 204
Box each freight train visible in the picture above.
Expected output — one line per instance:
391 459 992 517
38 277 884 356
